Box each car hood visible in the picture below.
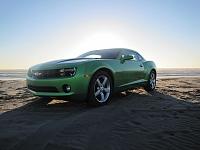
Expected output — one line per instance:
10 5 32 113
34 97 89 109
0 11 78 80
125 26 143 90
30 58 96 70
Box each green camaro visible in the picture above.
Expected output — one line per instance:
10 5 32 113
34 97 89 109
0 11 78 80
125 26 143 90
27 48 156 106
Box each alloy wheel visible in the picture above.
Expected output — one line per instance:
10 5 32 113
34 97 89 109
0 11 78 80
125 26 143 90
150 72 156 89
94 75 111 103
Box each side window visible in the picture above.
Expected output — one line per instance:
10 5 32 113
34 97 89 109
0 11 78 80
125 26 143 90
131 53 138 61
136 52 144 61
128 51 138 61
120 50 140 61
120 51 127 59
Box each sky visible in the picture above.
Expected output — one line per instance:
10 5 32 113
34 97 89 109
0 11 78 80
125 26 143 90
0 0 200 69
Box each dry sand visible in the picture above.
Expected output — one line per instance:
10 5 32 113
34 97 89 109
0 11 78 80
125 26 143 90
0 78 200 150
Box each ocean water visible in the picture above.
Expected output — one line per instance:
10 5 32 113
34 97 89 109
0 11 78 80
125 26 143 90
157 68 200 78
0 70 27 80
0 68 200 80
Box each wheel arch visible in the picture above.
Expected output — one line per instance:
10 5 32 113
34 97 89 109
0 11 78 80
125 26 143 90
143 61 157 80
151 68 157 76
86 67 115 102
91 67 114 87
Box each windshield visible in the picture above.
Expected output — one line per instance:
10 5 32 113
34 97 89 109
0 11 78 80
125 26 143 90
78 49 120 59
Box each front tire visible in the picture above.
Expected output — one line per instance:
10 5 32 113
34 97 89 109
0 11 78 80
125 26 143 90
144 70 156 92
87 71 113 106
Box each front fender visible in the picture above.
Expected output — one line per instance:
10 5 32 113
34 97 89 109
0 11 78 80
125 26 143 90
84 60 114 75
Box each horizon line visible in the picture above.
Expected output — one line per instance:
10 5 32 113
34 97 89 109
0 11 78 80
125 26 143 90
0 67 200 70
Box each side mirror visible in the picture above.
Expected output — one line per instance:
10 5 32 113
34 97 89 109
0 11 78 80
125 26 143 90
120 55 133 63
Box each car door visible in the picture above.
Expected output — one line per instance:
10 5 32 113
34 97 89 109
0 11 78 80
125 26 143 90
133 51 146 80
117 50 145 86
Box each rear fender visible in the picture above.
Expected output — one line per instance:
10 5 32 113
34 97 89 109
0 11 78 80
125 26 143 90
143 61 156 80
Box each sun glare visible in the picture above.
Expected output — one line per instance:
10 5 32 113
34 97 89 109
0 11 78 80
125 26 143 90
76 32 128 55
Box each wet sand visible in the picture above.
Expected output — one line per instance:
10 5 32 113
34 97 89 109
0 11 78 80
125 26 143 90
0 78 200 150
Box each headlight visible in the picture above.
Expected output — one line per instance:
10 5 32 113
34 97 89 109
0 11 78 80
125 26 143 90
59 68 76 77
27 69 33 77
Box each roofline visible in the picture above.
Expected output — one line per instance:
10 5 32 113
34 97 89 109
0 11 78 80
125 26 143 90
92 48 137 52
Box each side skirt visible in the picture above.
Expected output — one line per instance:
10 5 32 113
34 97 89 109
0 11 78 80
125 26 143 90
114 80 147 93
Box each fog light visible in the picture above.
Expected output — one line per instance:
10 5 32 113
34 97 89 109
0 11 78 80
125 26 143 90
63 84 71 93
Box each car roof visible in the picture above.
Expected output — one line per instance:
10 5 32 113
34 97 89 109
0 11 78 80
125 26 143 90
93 48 137 53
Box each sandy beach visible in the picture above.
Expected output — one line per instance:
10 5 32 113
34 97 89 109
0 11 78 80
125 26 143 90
0 77 200 150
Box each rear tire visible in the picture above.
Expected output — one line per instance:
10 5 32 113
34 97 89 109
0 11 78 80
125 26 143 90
87 71 113 106
144 70 156 92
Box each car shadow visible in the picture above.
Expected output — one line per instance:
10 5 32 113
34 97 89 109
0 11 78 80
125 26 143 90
0 89 200 150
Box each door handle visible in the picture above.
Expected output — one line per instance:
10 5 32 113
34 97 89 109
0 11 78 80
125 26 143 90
139 64 143 67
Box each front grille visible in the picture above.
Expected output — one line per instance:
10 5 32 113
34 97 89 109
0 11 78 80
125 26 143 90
31 70 60 79
28 85 58 93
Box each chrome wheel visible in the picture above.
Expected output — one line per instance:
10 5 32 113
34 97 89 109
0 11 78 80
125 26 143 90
94 75 111 103
150 72 156 89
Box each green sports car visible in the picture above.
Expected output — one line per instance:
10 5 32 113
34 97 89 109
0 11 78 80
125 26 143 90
27 48 156 106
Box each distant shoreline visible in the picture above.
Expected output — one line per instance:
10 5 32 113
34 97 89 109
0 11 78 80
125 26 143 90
0 68 200 80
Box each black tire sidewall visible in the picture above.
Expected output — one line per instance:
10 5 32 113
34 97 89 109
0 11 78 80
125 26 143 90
145 70 156 92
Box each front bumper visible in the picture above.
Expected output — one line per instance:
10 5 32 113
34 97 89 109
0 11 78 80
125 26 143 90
26 75 90 98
